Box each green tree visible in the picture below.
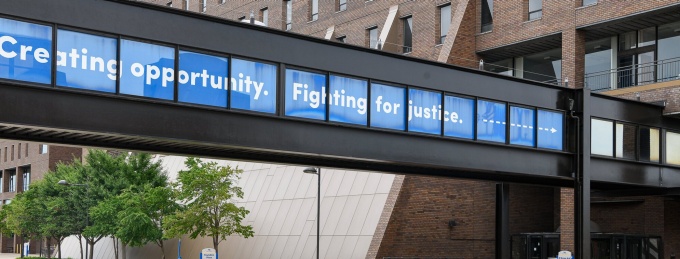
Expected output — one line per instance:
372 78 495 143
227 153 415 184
86 151 168 259
165 157 254 255
110 184 177 259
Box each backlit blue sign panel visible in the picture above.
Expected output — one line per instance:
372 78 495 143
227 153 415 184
0 18 52 84
510 106 535 147
477 100 506 143
537 109 563 150
371 83 406 130
444 96 474 139
408 89 441 135
178 51 228 107
57 30 117 93
120 39 175 100
231 58 277 113
285 69 327 120
329 75 367 126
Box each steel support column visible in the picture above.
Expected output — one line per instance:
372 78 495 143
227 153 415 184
496 183 510 259
575 89 591 258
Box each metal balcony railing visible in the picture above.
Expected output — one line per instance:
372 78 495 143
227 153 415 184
585 57 680 92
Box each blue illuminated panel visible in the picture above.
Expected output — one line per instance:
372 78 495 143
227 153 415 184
231 58 277 113
119 40 175 100
285 69 327 120
0 18 52 84
371 83 406 130
444 96 474 139
537 109 564 150
408 89 441 135
57 30 117 93
477 100 506 143
329 75 368 126
178 50 228 107
509 106 535 147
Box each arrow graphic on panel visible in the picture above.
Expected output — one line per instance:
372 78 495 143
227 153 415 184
537 127 558 134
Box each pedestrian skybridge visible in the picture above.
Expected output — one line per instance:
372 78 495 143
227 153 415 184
3 1 680 258
0 0 679 190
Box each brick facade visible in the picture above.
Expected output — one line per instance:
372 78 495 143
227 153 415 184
0 141 83 254
374 176 496 259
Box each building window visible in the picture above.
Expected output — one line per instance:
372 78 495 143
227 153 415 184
591 118 614 157
0 177 3 193
17 143 21 159
639 127 660 162
310 0 319 21
10 145 13 161
523 48 562 84
618 27 656 88
39 144 48 154
8 171 15 193
438 4 451 44
285 0 292 30
260 7 269 26
3 147 6 161
481 0 493 32
528 0 542 20
336 36 346 43
367 26 378 49
584 38 613 91
582 0 597 6
184 0 190 11
402 16 413 53
201 0 206 13
25 143 28 158
484 58 514 76
657 21 680 82
338 0 347 11
667 131 680 165
615 123 636 160
22 168 30 192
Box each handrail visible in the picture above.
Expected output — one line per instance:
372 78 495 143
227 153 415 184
585 57 680 92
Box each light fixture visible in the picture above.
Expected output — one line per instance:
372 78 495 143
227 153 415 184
448 220 457 227
303 167 318 175
57 179 69 185
568 98 574 111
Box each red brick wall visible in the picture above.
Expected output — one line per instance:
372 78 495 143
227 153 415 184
665 199 680 258
509 184 556 234
375 176 496 258
610 84 680 114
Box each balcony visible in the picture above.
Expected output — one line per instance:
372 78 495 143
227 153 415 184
586 57 680 92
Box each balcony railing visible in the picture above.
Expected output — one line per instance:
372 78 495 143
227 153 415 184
585 57 680 92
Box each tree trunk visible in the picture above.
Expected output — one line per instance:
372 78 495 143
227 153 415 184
88 241 95 259
88 241 94 259
77 235 83 259
46 237 51 258
121 242 127 259
213 237 219 256
58 239 62 259
159 240 166 259
112 238 119 259
20 235 24 258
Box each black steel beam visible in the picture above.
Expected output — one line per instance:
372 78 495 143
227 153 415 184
575 89 591 259
496 183 510 259
0 82 574 184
